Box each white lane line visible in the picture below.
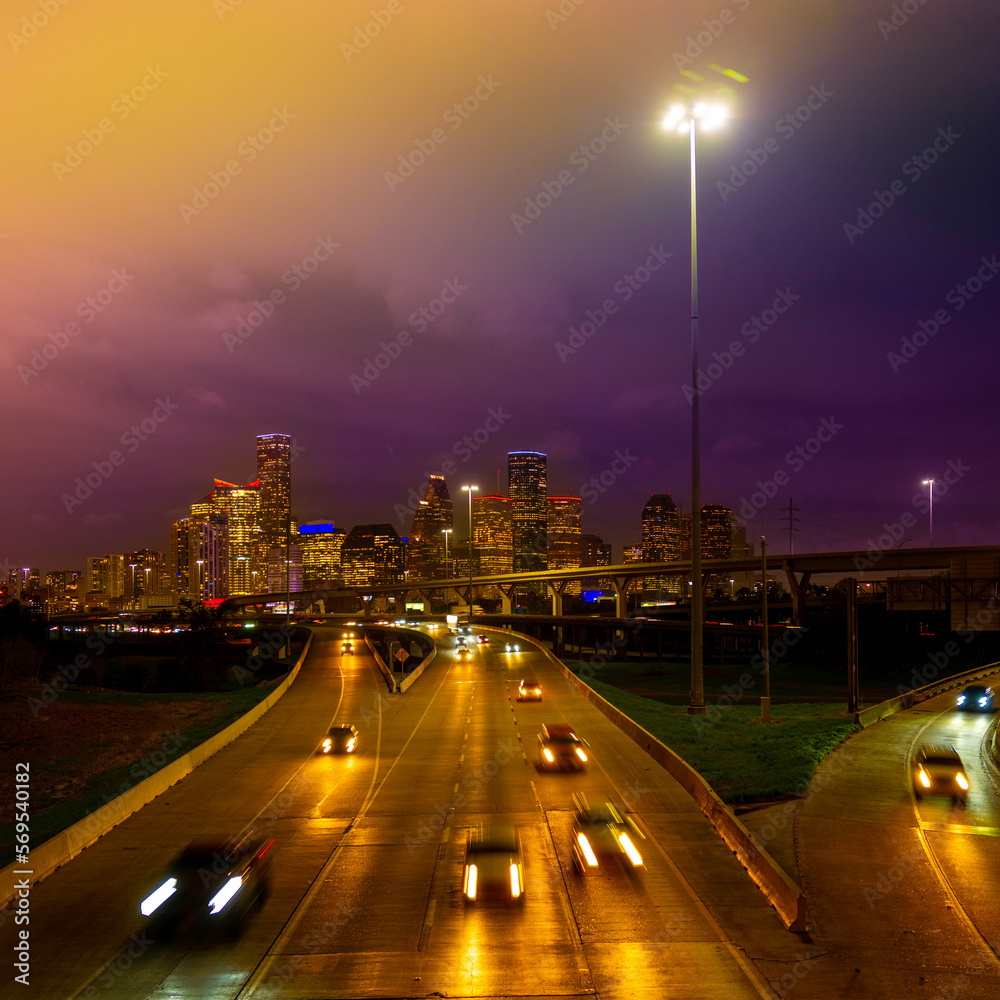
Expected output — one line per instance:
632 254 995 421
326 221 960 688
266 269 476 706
918 821 1000 837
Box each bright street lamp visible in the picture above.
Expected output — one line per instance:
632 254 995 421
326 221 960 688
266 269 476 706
662 95 730 715
461 486 479 616
922 478 934 540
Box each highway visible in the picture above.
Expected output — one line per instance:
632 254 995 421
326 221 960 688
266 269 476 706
794 672 1000 998
0 627 798 999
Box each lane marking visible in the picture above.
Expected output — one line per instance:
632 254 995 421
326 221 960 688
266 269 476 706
919 821 1000 837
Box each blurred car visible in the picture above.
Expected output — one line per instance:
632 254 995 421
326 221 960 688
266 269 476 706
319 724 358 754
456 636 467 646
341 640 354 654
913 744 969 804
456 647 471 661
538 723 588 771
139 830 274 935
570 797 645 873
957 685 994 712
516 678 542 701
463 825 525 903
476 635 490 644
504 642 521 653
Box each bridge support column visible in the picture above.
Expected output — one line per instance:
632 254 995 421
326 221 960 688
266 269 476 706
784 568 811 625
546 581 570 655
610 576 632 619
496 584 515 616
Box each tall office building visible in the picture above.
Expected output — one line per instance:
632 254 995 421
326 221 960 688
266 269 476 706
45 570 82 613
340 524 405 588
257 433 292 549
641 494 682 596
408 476 453 579
267 544 303 593
508 450 547 571
547 496 583 594
580 532 612 594
299 522 346 586
87 554 125 599
702 504 738 595
473 493 514 595
211 479 262 595
124 549 169 608
171 515 228 600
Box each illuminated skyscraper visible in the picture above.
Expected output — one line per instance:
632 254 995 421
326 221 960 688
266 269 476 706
257 433 292 550
125 548 168 608
408 476 453 579
547 496 582 594
508 450 547 571
211 479 262 595
299 521 346 585
341 524 405 588
642 494 681 596
473 493 514 590
87 554 125 599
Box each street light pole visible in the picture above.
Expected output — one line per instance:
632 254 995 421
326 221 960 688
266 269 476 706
663 99 727 715
922 478 934 540
461 486 478 617
760 536 771 724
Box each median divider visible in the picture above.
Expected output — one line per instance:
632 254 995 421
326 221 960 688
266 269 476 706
360 628 398 693
857 659 1000 726
521 631 808 933
0 632 314 909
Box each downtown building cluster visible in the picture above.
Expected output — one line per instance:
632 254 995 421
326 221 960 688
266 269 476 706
7 441 750 614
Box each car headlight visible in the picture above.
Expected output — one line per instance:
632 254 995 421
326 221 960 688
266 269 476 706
140 877 177 916
918 770 931 788
956 772 969 790
208 875 244 914
322 738 332 752
575 748 588 762
979 697 988 706
957 695 966 704
464 864 477 901
510 863 522 898
618 833 643 867
542 748 554 762
347 738 356 751
576 832 598 867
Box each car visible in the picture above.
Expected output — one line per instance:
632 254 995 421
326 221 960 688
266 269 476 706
320 724 359 754
538 723 588 771
456 647 471 661
516 678 542 701
463 825 525 903
570 796 645 873
957 684 994 712
504 642 521 653
341 640 354 654
139 830 274 935
476 635 490 644
912 745 969 804
456 636 467 646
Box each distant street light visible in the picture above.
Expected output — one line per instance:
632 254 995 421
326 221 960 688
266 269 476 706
922 478 935 540
662 96 730 716
461 485 479 616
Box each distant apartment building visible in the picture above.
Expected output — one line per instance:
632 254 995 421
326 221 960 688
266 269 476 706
44 570 82 613
87 554 125 601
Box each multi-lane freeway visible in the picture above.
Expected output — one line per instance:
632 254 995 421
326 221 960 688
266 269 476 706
1 627 806 1000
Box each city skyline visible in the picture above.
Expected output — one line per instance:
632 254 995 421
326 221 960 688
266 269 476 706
2 3 997 572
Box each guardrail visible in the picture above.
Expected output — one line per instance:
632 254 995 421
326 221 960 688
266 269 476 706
857 659 1000 726
0 633 314 908
521 631 808 932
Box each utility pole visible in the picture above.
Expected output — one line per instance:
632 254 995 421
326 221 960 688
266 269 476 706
760 536 771 724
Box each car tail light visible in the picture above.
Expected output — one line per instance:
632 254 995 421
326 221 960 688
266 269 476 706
618 833 643 867
347 738 356 752
323 738 332 753
956 772 969 790
542 748 554 762
918 770 931 788
577 832 598 867
510 864 521 898
140 877 177 916
575 748 588 762
464 864 477 901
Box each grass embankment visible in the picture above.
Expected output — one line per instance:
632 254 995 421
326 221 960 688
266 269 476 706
564 658 860 803
0 685 275 868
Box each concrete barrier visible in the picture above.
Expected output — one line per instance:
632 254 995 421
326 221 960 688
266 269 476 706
857 659 1000 727
0 633 313 908
360 629 398 693
523 632 808 932
399 643 436 693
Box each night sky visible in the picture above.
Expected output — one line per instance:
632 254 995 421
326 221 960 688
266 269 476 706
3 0 998 573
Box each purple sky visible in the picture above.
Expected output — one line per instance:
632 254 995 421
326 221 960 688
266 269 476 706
2 0 998 573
